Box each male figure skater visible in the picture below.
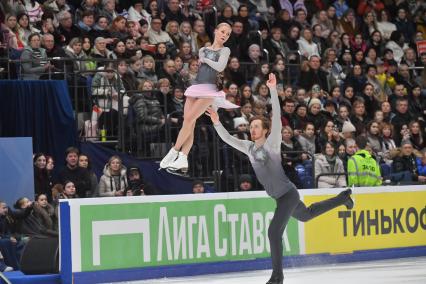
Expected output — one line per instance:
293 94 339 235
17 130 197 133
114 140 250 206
206 73 354 284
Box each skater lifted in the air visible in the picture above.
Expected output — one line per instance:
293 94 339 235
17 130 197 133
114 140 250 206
159 22 238 174
206 73 354 284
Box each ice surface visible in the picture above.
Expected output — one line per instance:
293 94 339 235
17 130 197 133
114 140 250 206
107 257 426 284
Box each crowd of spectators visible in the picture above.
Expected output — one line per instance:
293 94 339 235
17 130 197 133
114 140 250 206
1 0 426 193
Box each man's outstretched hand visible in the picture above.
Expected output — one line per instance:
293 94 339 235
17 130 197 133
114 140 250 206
205 107 219 124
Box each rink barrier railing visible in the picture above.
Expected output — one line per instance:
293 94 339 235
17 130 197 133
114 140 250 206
58 185 426 283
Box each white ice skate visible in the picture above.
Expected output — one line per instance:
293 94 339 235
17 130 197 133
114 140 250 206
166 152 188 175
159 148 179 169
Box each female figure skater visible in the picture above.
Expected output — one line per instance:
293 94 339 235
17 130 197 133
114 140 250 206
206 73 354 284
160 22 238 173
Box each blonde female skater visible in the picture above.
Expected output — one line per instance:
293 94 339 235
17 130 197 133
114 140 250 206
160 22 238 173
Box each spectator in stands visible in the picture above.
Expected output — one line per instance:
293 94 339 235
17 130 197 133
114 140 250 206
385 30 409 64
299 55 328 92
395 8 416 44
3 13 21 50
350 99 369 136
316 119 341 151
90 15 112 40
77 154 98 197
250 62 269 92
33 153 53 201
306 98 325 133
347 135 382 187
297 122 316 157
58 147 92 198
0 201 21 271
193 19 210 50
281 98 296 128
65 37 89 74
265 27 286 62
91 62 126 137
392 140 425 184
416 151 426 182
237 174 254 191
273 59 287 86
362 83 380 120
293 104 309 133
243 43 262 80
147 16 174 45
253 82 270 105
408 85 426 122
344 63 367 96
380 101 394 123
315 141 346 188
158 58 184 88
139 55 158 82
126 165 159 195
281 126 305 188
297 28 319 59
91 37 112 65
129 79 166 150
366 121 384 160
41 32 67 77
57 10 81 45
408 121 426 151
34 194 57 231
128 1 151 23
391 97 412 146
11 197 58 238
334 104 351 132
98 155 128 197
99 0 118 22
232 117 249 140
110 40 126 59
192 180 205 194
225 57 246 87
341 120 356 140
225 20 248 59
182 58 199 86
341 138 356 170
20 33 53 80
109 16 127 41
338 8 359 37
16 13 37 47
76 10 95 36
379 122 396 165
239 100 254 123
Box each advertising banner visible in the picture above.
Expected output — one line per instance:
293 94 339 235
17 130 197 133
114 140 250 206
303 190 426 254
68 194 299 272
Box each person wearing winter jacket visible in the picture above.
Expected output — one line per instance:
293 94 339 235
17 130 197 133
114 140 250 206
315 142 347 188
129 79 165 135
98 155 128 197
20 33 53 80
91 62 127 137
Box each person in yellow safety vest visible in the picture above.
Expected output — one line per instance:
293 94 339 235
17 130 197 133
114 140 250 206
347 135 382 187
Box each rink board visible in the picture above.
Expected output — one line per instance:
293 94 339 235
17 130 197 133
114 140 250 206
58 186 426 284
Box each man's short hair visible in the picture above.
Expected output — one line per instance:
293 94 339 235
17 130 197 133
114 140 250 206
355 136 368 150
65 146 79 157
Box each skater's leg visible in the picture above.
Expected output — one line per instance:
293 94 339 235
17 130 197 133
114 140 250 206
180 120 196 155
292 189 353 222
174 97 214 153
267 188 300 283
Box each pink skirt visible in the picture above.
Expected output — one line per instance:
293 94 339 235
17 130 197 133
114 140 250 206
185 84 240 109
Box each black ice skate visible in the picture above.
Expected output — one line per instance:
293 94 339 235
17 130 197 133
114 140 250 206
266 273 283 284
341 188 354 210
